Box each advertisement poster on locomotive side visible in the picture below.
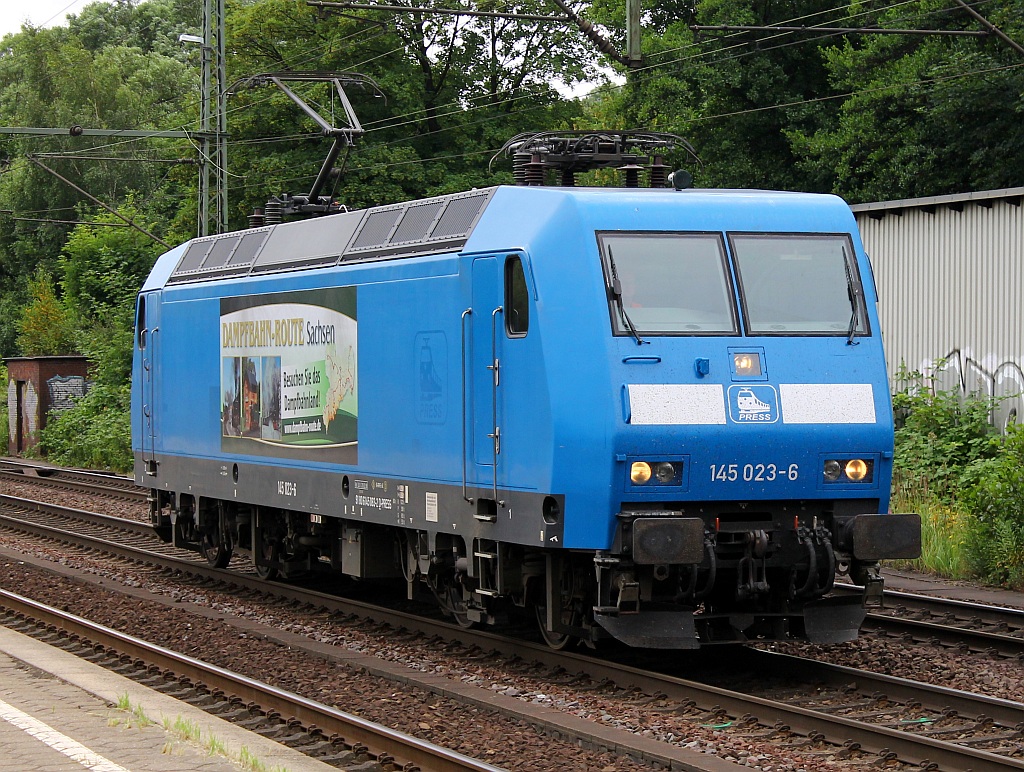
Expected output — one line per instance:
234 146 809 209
220 287 357 463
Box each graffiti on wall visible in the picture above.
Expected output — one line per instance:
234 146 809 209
930 349 1023 431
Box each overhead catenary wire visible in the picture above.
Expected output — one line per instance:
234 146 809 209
353 0 988 136
2 0 1018 217
3 0 925 157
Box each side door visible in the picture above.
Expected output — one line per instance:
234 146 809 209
469 256 501 508
466 254 532 515
136 291 160 475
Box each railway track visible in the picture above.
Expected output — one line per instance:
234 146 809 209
1 489 1022 771
0 588 503 772
834 583 1024 659
5 465 1022 660
0 458 145 502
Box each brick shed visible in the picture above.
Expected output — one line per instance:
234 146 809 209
5 356 90 456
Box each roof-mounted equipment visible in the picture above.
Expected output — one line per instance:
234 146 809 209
495 130 702 188
234 72 382 221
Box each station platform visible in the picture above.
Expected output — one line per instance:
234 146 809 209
0 625 337 772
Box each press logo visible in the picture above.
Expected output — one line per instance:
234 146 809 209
415 332 446 424
728 385 779 424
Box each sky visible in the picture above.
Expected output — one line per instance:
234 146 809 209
0 0 88 38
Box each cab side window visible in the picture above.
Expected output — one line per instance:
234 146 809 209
505 256 529 337
136 296 147 350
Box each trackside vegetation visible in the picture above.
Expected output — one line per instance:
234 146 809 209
890 366 1024 589
26 207 157 472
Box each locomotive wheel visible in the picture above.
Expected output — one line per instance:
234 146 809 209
535 604 575 650
443 586 475 629
254 539 279 580
200 530 231 568
252 523 280 580
535 556 583 649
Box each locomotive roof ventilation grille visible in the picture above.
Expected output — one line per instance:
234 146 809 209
344 188 494 261
166 187 495 285
167 229 273 284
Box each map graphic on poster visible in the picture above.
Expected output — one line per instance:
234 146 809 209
220 287 357 463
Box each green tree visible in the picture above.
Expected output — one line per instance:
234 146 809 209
16 270 77 356
34 207 158 472
0 11 197 357
594 0 841 189
223 0 588 220
59 202 162 321
588 0 1023 197
783 0 1024 200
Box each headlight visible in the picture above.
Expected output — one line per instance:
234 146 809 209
822 458 874 483
631 462 652 484
733 352 762 377
845 459 869 481
630 460 683 486
653 462 677 484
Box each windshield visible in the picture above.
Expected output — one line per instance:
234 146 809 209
598 233 738 335
730 234 868 335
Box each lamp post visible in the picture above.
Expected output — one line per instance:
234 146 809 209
178 0 227 235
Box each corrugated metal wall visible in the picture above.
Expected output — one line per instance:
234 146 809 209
852 191 1024 429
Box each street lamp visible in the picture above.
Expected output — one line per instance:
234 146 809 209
178 15 227 236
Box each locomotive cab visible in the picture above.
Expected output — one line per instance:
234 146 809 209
574 223 921 646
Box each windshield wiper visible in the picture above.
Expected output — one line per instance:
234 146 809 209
606 247 646 346
843 245 863 346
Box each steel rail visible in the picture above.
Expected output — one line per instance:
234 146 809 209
834 583 1024 657
0 461 144 501
2 499 1022 770
836 582 1024 622
878 587 1024 620
0 494 154 536
0 457 133 480
741 649 1024 728
0 588 504 772
34 476 148 502
863 613 1024 658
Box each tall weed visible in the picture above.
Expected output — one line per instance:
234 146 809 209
891 365 1000 496
890 365 1023 587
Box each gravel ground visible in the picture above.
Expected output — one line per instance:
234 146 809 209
0 478 150 523
1 478 1022 771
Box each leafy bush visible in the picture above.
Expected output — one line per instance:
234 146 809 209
959 424 1024 588
890 364 1024 588
891 365 1001 498
39 383 132 472
38 309 135 473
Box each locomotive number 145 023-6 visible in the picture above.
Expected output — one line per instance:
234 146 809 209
710 463 799 482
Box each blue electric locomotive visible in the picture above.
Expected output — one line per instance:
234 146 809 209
133 179 920 648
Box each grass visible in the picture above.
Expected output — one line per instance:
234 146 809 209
110 693 153 729
156 714 290 771
206 735 228 756
163 715 202 743
889 486 972 579
239 746 290 772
